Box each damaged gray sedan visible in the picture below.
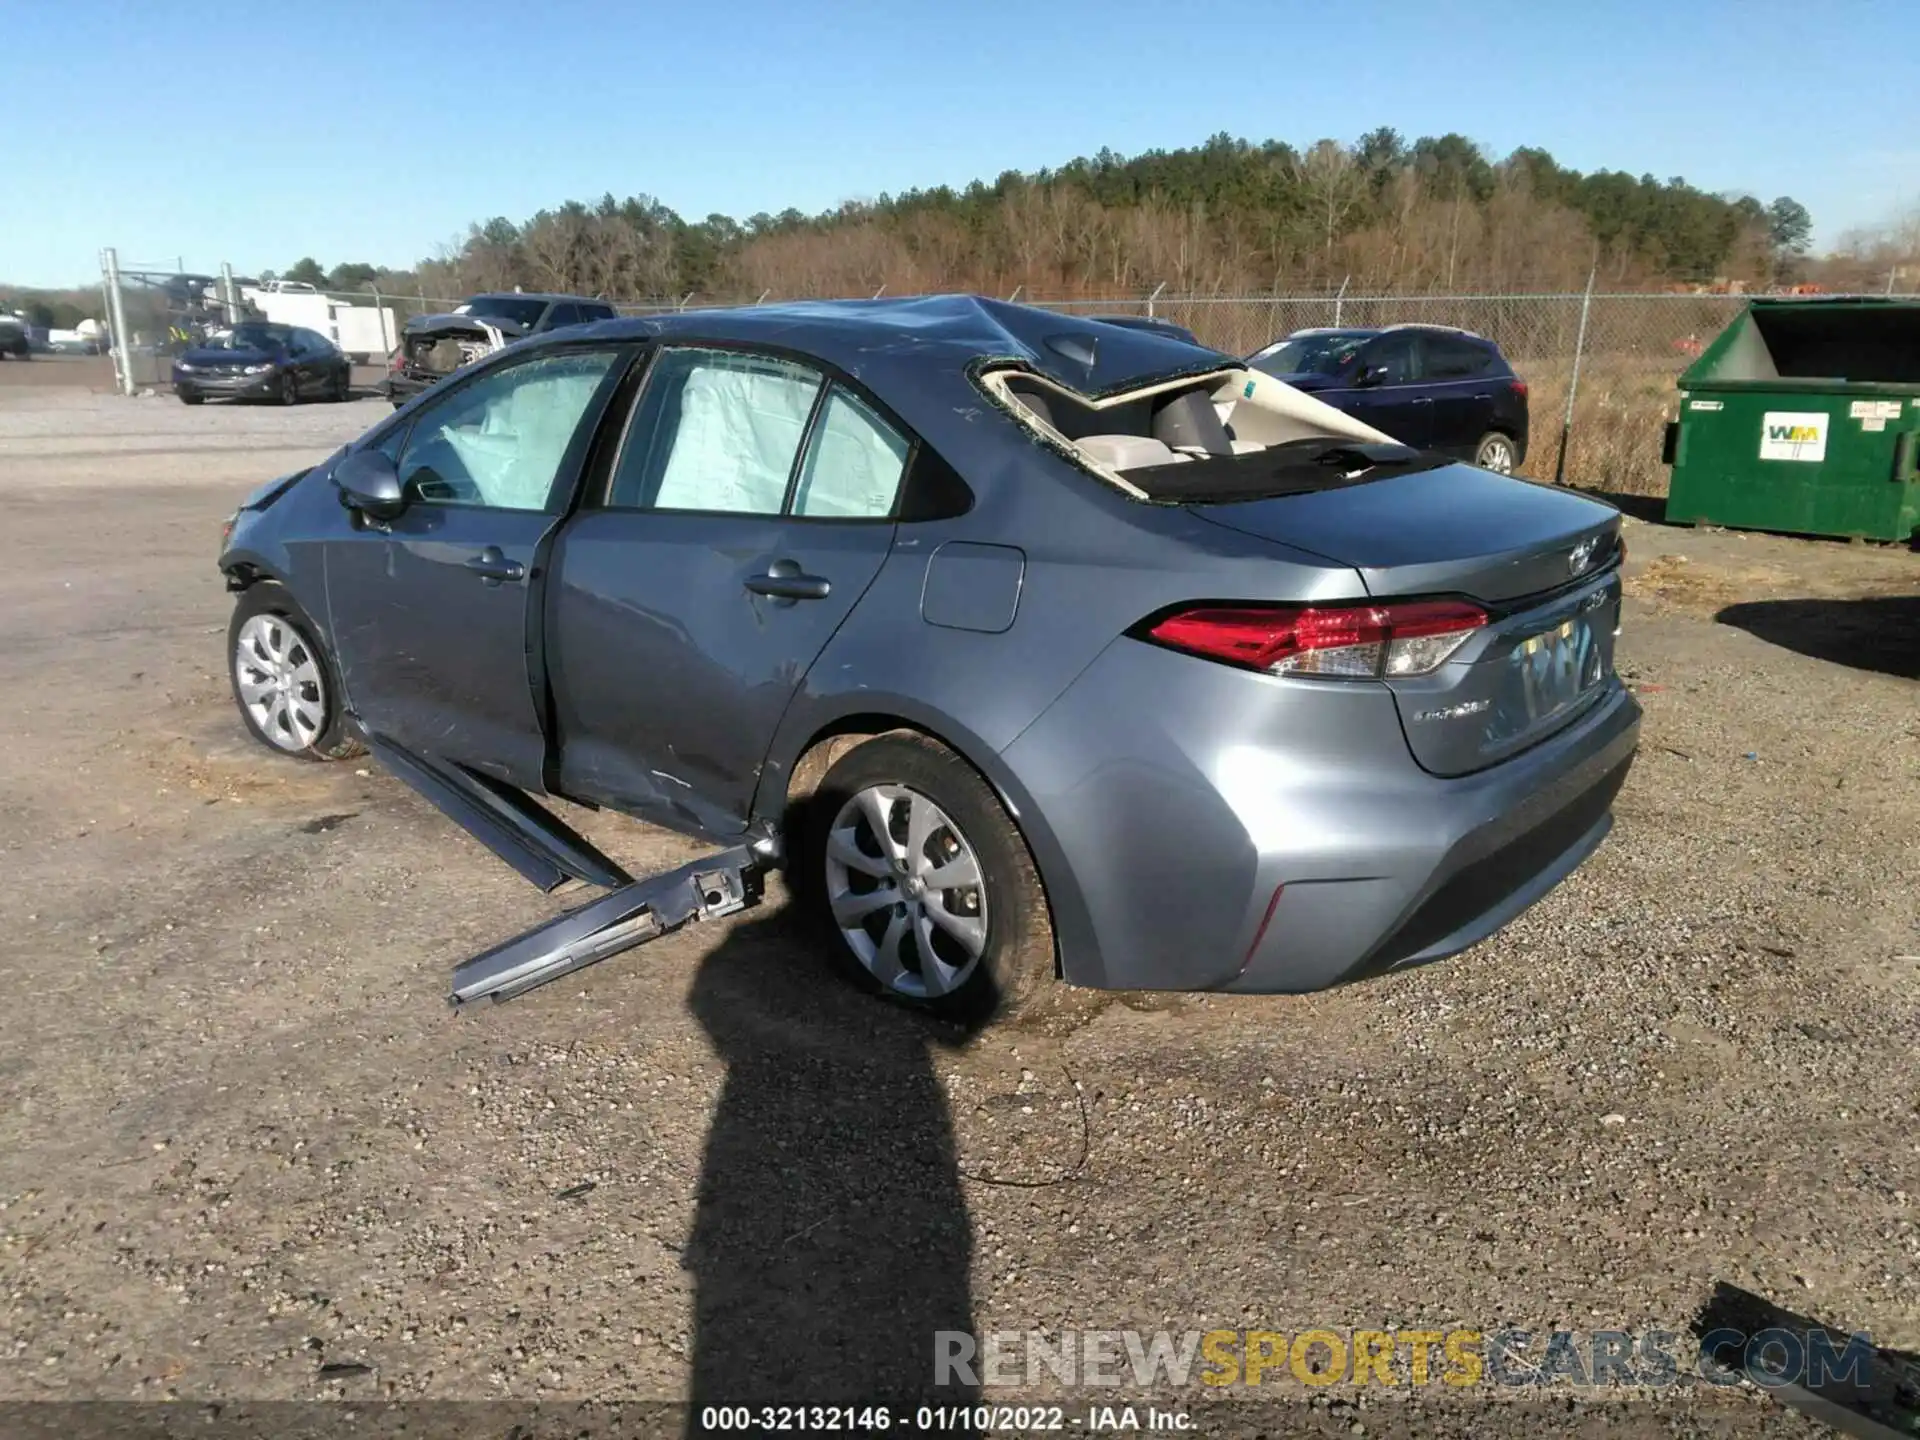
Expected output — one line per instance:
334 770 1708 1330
218 296 1639 1022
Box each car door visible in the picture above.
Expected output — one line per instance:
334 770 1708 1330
1341 332 1431 447
323 345 632 787
546 344 908 837
1422 333 1501 457
297 329 331 394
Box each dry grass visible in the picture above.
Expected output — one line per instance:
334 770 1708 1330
1523 363 1678 497
1628 553 1797 613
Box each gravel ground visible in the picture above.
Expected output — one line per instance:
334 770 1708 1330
0 374 1915 1437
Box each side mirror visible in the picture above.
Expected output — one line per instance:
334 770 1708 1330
334 448 406 521
1354 364 1390 388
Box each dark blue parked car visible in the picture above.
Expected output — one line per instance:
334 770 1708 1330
1247 325 1530 473
173 322 352 406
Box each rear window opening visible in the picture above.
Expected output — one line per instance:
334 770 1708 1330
979 364 1419 501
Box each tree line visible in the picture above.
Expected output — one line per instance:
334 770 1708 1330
272 131 1813 303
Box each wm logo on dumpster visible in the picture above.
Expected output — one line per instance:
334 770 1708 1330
1758 411 1828 463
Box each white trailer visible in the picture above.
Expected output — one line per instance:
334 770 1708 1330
239 289 397 362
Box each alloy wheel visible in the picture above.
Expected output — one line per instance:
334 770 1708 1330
824 784 989 1000
1477 436 1516 473
234 613 326 751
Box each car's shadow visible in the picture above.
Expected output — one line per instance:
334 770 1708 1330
1717 595 1920 680
682 908 979 1433
1581 489 1669 525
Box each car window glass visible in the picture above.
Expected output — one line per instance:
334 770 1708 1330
1361 334 1418 385
792 386 910 519
609 347 823 514
545 304 578 329
582 303 616 322
1425 335 1490 379
397 350 621 511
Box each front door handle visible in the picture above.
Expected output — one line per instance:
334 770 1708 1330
465 546 525 586
745 559 831 602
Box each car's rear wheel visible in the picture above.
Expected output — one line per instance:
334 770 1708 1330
1474 431 1518 474
227 584 364 761
331 369 351 402
798 733 1056 1026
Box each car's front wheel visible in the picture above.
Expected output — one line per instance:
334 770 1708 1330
1474 431 1518 474
277 372 299 406
798 732 1056 1026
227 584 365 761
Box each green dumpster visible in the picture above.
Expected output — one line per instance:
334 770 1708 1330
1662 297 1920 541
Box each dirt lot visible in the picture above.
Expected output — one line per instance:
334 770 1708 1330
0 369 1915 1437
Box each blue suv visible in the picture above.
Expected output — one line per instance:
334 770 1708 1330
1248 325 1530 473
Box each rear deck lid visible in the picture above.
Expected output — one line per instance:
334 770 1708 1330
1189 461 1626 775
1188 462 1620 605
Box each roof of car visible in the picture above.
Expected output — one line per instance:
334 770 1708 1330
564 294 1229 397
470 292 616 305
1285 323 1487 340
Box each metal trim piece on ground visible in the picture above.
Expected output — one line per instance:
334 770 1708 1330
448 847 758 1006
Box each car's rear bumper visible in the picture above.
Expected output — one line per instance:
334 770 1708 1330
999 637 1640 994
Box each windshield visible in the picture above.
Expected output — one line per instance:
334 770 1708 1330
1249 331 1372 378
204 324 289 351
455 296 548 327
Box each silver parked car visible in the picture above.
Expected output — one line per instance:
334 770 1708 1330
217 296 1640 1022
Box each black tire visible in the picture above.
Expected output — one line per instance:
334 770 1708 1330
278 372 299 406
1473 431 1519 474
332 369 351 402
179 391 204 406
226 583 365 762
795 732 1056 1026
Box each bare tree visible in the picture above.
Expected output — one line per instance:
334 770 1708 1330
1287 139 1366 273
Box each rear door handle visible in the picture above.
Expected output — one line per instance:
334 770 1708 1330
465 546 525 585
745 560 831 601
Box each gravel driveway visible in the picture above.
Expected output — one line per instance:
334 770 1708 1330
0 380 1914 1437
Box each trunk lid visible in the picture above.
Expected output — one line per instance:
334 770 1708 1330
1190 462 1625 776
1190 462 1618 604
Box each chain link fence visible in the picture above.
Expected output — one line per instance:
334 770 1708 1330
98 249 1770 495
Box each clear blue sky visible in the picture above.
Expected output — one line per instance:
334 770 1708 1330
3 0 1913 288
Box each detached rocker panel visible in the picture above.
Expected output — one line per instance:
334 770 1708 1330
362 732 631 892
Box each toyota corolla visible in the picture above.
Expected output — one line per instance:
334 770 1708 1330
217 296 1639 1023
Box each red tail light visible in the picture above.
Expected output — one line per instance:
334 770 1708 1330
1509 378 1529 400
1148 600 1488 679
388 347 405 374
